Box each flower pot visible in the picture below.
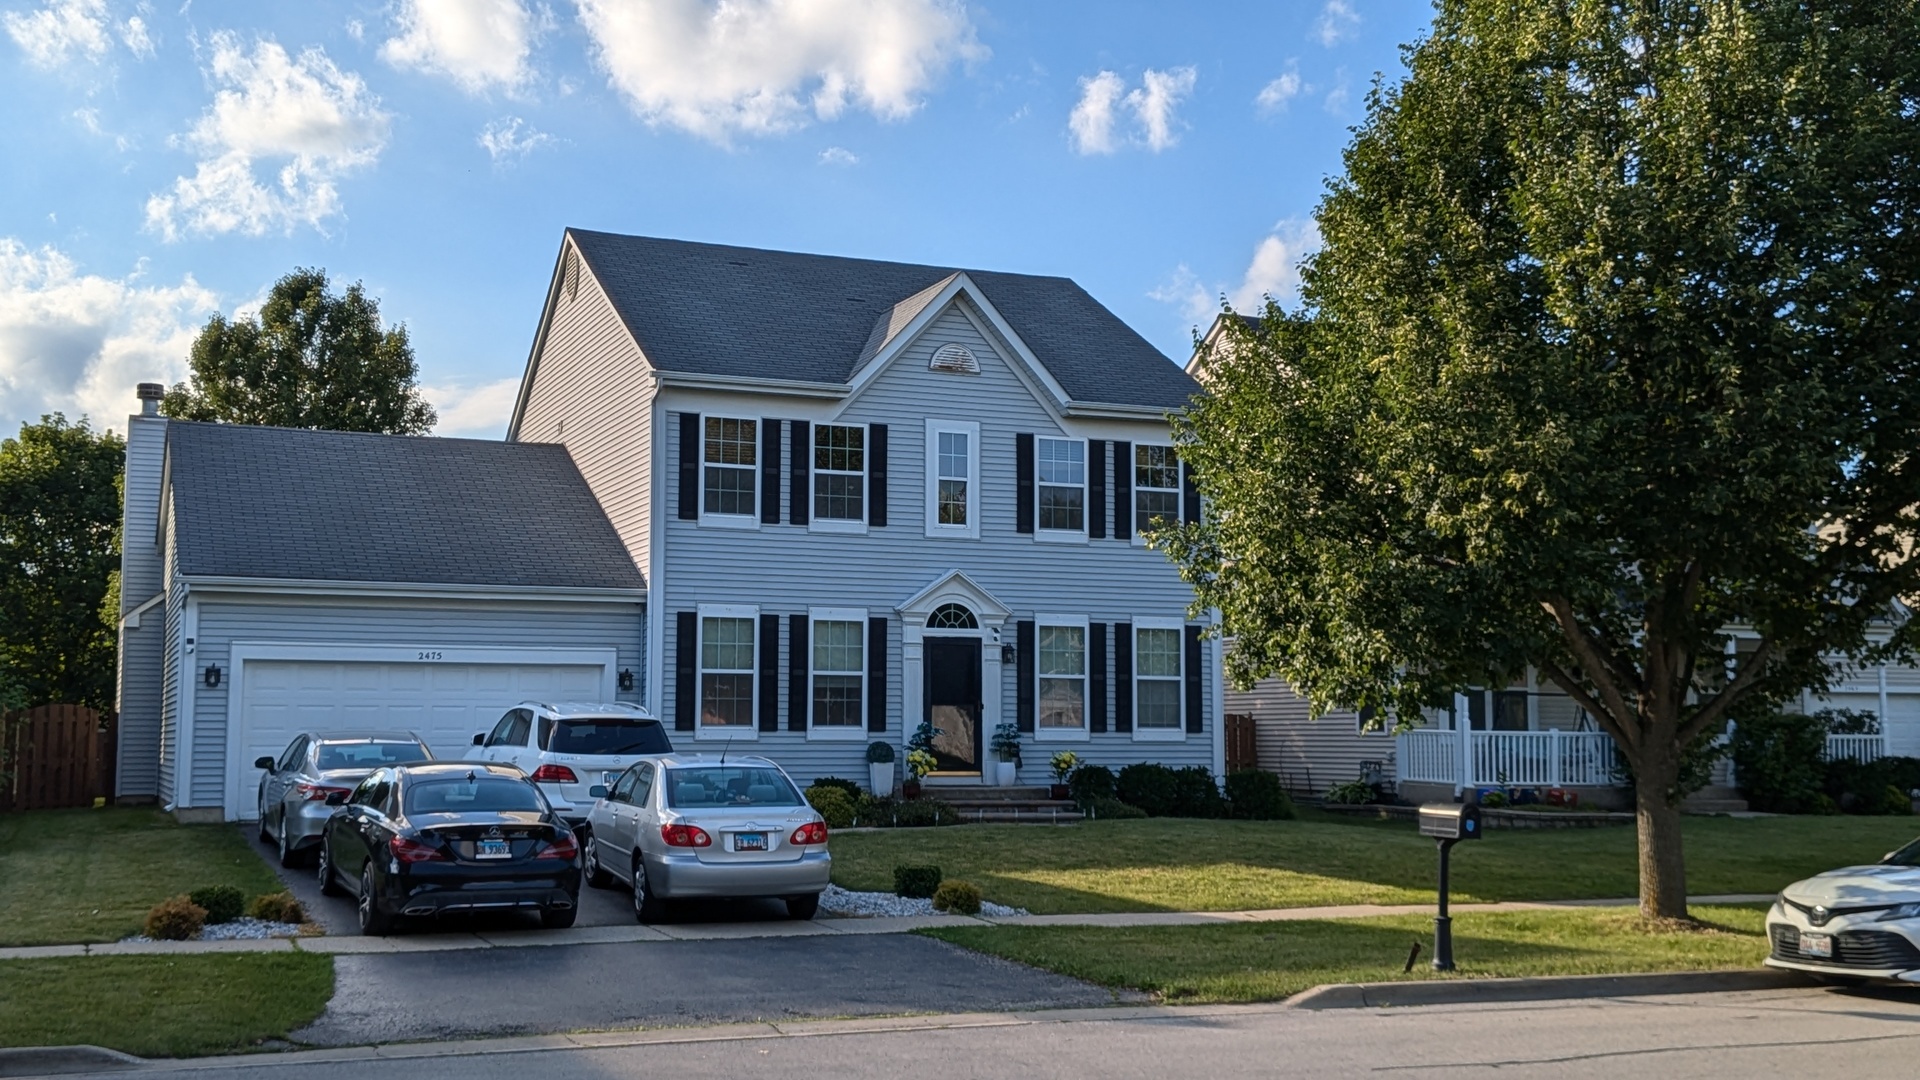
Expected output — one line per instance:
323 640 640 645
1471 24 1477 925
869 761 894 797
1049 783 1070 800
902 779 922 800
993 760 1018 787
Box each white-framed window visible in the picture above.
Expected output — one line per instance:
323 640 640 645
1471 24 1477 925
809 607 866 740
702 417 758 526
925 419 979 538
813 423 866 529
697 604 757 739
1036 437 1086 540
1133 617 1185 740
1134 444 1180 541
1036 614 1090 740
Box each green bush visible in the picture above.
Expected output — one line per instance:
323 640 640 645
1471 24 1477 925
1224 769 1295 820
1730 713 1834 813
1322 778 1376 805
891 798 960 828
894 865 943 899
144 896 207 940
807 787 857 830
246 891 306 925
866 741 895 764
1068 764 1116 806
1083 796 1146 820
852 793 893 825
1116 763 1225 818
1882 785 1916 816
931 879 983 915
188 885 245 925
807 777 864 802
1824 756 1920 815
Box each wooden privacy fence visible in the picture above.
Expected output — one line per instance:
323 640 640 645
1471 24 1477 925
1 704 114 812
1226 712 1258 773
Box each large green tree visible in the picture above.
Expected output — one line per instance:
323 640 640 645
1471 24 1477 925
164 267 436 433
0 415 125 709
1163 0 1920 919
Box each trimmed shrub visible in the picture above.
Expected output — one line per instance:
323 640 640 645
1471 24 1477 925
1225 769 1295 820
1322 778 1376 805
1825 756 1920 815
1083 796 1146 820
853 793 893 826
894 865 943 899
932 879 984 915
1883 784 1916 816
866 741 896 764
144 895 207 940
808 776 864 802
1116 763 1225 818
247 890 306 925
1730 713 1832 813
892 798 960 828
807 786 857 830
1068 764 1116 806
188 884 245 925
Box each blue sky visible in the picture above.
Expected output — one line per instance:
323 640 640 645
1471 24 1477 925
1 0 1433 437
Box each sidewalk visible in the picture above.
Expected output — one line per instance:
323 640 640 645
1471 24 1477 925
0 894 1775 962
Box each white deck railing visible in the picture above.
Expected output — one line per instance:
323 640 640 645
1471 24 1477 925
1395 728 1621 790
1823 733 1887 764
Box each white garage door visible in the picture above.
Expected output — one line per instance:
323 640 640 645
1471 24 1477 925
233 659 605 818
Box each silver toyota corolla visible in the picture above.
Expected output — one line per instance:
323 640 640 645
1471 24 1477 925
254 731 432 867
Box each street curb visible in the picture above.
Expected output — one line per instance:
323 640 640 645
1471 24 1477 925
1284 967 1820 1009
0 1044 143 1077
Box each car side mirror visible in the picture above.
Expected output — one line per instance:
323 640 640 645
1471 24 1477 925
473 733 486 746
254 756 275 771
325 791 348 806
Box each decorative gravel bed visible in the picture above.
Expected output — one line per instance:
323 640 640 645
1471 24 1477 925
819 884 1028 919
119 917 306 943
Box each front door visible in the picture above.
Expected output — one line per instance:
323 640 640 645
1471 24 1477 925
924 637 982 774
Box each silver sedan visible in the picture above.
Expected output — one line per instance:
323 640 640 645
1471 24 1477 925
254 731 432 866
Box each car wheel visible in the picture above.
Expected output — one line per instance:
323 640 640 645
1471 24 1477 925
276 822 302 869
316 839 345 897
541 903 579 930
785 893 820 921
357 863 394 936
584 839 613 889
632 856 667 924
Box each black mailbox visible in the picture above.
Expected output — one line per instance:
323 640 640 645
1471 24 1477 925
1418 803 1482 841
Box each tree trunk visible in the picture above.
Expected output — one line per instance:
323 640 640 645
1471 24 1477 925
1632 757 1691 920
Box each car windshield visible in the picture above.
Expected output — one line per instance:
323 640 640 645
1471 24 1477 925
405 776 546 815
317 741 429 771
545 717 671 756
665 766 803 808
1886 839 1920 867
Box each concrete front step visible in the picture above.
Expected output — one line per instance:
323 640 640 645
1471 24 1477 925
951 806 1085 824
927 786 1061 802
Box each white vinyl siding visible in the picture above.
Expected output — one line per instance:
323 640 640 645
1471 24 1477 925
925 419 979 538
1134 617 1185 740
702 417 758 522
1037 615 1089 740
1133 444 1180 540
1036 438 1086 539
810 608 866 739
698 605 758 736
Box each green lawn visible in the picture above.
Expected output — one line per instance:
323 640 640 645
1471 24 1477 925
0 954 333 1057
831 812 1920 914
921 904 1770 1004
0 808 284 946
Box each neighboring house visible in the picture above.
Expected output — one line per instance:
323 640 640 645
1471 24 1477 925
114 231 1219 821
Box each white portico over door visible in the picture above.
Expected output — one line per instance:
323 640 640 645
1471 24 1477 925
897 571 1011 786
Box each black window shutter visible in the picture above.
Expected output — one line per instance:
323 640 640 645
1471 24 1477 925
674 611 697 731
1015 619 1036 732
1015 433 1035 534
1181 458 1201 524
677 413 701 521
869 423 888 527
788 614 809 732
1114 621 1134 733
1112 440 1132 541
760 420 782 525
1089 621 1108 733
1184 625 1204 734
1088 439 1107 540
758 614 779 732
789 421 810 526
867 616 888 732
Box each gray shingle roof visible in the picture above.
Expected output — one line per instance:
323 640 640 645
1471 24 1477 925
165 422 644 591
566 230 1201 411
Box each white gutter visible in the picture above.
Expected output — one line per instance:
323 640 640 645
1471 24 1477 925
179 576 646 604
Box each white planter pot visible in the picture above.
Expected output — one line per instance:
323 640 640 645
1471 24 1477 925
869 761 894 796
993 760 1018 787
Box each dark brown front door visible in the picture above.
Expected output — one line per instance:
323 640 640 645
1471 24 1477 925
924 637 982 773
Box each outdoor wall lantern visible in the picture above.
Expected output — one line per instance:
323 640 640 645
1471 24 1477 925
617 668 634 692
1001 644 1016 665
203 664 222 688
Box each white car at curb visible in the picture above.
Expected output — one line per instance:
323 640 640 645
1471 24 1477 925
1766 836 1920 984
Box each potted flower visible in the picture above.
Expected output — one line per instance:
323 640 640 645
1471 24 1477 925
1048 751 1078 800
904 749 938 798
866 741 896 796
989 723 1022 787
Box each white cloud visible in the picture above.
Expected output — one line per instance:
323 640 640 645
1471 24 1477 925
420 376 520 438
1323 73 1351 114
1067 69 1124 155
345 18 364 42
4 0 111 67
145 33 390 240
1256 63 1303 114
119 13 151 56
1150 220 1321 324
1315 0 1358 47
478 116 552 161
0 239 217 432
1126 65 1195 152
575 0 984 144
1070 66 1195 156
818 145 858 166
380 0 535 95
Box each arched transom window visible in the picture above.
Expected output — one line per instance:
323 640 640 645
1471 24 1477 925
927 603 978 630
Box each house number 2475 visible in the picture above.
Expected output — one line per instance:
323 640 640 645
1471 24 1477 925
416 651 444 661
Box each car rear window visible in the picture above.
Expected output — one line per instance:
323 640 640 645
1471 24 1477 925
665 766 803 808
317 742 429 771
543 718 672 756
405 777 546 815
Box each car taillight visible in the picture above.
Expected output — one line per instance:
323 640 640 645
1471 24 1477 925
389 835 447 862
537 832 579 861
297 784 351 801
529 764 579 784
660 823 712 848
789 821 828 845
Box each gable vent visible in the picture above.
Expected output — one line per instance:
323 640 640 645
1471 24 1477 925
930 342 979 374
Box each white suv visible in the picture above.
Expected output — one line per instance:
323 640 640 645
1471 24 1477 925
470 702 672 831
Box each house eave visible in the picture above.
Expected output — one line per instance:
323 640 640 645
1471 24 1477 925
177 574 647 604
651 370 851 399
1061 400 1185 420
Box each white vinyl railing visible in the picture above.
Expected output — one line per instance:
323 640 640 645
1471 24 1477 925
1395 728 1622 790
1396 729 1459 784
1823 733 1887 764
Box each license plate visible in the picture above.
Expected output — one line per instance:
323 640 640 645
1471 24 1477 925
476 839 511 860
733 832 766 852
1802 932 1833 958
603 772 620 787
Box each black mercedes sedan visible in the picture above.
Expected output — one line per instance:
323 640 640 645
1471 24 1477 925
316 762 582 935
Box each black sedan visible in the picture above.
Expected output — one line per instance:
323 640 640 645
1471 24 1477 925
316 762 582 935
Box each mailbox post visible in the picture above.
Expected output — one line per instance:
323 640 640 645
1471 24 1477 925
1417 803 1482 971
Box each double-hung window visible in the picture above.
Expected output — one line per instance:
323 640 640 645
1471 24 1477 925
1037 616 1089 738
1036 437 1086 537
1133 618 1185 738
810 609 866 738
925 420 979 538
813 424 866 525
698 606 757 735
1134 445 1180 538
703 417 757 521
